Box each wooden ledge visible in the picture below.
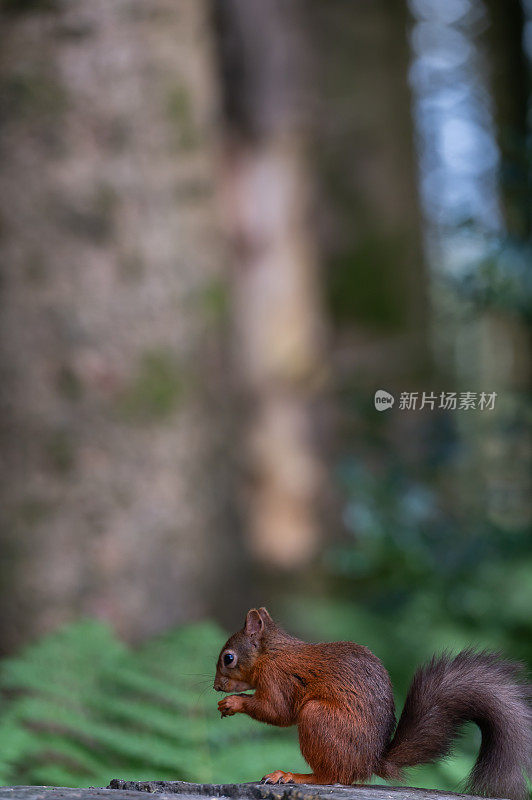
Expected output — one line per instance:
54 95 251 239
0 782 501 800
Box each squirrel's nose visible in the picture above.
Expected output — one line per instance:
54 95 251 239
213 680 222 692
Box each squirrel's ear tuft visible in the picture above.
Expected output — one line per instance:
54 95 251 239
245 608 264 636
258 607 273 625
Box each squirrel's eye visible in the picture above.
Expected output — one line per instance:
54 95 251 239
223 651 236 667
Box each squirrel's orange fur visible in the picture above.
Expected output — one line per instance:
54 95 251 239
213 608 531 798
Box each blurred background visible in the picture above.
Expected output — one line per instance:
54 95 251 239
0 0 531 792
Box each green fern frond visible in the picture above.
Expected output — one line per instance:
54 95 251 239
0 619 302 787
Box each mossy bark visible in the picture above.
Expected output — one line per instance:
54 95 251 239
0 0 239 652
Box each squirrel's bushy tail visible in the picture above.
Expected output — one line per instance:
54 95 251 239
379 650 531 800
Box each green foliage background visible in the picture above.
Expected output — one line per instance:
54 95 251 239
0 620 305 788
0 571 530 795
1 417 530 792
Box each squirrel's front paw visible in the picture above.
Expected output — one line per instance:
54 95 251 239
218 694 244 718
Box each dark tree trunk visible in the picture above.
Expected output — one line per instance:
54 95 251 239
483 0 531 239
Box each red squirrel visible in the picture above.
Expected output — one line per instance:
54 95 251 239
213 607 531 799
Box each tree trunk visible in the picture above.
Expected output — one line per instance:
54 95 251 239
309 0 430 390
475 0 531 531
483 0 531 239
214 0 329 570
0 0 236 652
307 0 431 485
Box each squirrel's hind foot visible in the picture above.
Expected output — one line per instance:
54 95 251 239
261 771 321 785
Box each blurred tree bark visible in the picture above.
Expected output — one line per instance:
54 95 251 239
474 0 531 531
479 0 531 398
308 0 430 459
0 0 238 652
214 0 329 571
483 0 531 239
